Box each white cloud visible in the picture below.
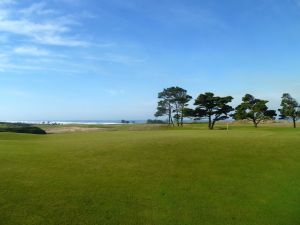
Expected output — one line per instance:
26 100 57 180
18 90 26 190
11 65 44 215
0 54 6 72
58 0 81 5
0 0 15 5
0 53 9 64
0 61 81 74
104 89 125 96
0 9 9 19
0 2 88 47
34 35 87 47
104 1 226 29
86 53 144 65
20 2 56 16
103 53 144 64
14 46 49 56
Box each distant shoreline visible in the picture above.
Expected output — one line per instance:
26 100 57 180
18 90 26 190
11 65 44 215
0 120 143 125
1 119 292 126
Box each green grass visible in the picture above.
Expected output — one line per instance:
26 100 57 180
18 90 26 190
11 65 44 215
0 124 300 225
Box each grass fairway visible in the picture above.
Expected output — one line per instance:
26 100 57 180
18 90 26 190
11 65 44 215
0 125 300 225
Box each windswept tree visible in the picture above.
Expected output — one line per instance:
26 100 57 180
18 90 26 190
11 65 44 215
278 93 300 128
233 94 277 128
171 87 192 126
155 95 174 126
155 87 192 126
193 92 234 130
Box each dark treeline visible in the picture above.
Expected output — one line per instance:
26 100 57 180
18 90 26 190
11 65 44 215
155 87 300 129
0 123 46 134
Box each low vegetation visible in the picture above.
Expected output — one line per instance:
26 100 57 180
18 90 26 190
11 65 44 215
0 123 46 134
146 119 166 124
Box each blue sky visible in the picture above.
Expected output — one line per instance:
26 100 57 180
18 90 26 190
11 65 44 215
0 0 300 120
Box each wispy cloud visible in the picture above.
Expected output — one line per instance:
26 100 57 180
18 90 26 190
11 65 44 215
167 5 227 28
14 46 49 56
104 89 125 96
0 1 88 47
103 0 227 29
0 53 9 64
0 62 81 74
0 53 6 72
19 2 57 16
58 0 82 6
34 35 88 47
86 53 145 65
0 0 15 5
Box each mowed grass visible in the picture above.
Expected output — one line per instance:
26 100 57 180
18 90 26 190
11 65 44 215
0 125 300 225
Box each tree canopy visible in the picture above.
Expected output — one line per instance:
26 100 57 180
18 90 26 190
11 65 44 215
155 87 192 126
193 92 234 129
233 94 277 128
278 93 300 128
155 89 298 129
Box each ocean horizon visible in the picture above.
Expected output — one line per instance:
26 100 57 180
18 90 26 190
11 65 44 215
0 119 228 125
0 120 147 125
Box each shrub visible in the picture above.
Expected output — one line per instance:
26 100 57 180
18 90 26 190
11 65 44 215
0 123 46 134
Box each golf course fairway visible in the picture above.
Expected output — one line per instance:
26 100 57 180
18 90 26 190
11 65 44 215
0 125 299 225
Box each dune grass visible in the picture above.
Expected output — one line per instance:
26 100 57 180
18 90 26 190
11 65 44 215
0 124 300 225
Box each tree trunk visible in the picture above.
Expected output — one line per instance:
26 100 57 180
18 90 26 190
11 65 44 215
180 114 183 127
253 118 258 128
211 120 216 130
168 107 170 125
293 118 296 128
170 116 174 126
168 104 174 126
208 116 212 129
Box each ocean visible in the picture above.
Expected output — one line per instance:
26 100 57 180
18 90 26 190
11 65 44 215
0 120 146 125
